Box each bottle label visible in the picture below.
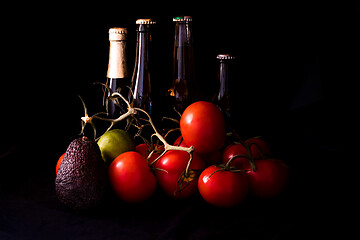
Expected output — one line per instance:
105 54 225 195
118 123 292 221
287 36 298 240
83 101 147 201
107 41 128 78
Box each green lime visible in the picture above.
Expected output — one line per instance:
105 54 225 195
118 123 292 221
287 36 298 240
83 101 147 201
97 129 135 164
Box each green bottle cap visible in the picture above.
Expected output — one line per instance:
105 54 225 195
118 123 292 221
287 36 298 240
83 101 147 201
173 16 192 22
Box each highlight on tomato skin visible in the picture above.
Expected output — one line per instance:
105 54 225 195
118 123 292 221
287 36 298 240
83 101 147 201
180 101 226 155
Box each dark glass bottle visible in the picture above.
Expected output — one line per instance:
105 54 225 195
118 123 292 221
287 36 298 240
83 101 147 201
168 16 196 113
106 27 129 118
216 54 236 123
130 19 156 115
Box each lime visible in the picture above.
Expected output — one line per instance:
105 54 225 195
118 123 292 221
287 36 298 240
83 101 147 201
97 129 135 164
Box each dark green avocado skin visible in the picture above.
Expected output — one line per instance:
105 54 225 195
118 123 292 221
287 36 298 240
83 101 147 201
55 137 107 210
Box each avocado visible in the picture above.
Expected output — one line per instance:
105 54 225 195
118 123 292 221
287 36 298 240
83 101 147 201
55 136 107 210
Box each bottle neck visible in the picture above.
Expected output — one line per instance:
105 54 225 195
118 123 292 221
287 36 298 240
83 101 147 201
174 22 194 81
218 61 230 100
217 59 234 122
169 22 195 112
131 25 152 112
175 22 193 47
107 40 128 79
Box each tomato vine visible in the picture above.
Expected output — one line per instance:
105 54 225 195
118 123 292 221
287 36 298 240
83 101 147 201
79 90 195 174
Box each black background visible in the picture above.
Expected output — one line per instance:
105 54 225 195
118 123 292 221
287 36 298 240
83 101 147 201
1 2 355 239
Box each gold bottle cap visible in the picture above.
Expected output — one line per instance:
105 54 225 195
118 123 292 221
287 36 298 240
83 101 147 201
216 54 236 60
109 27 127 41
173 16 192 22
136 19 156 25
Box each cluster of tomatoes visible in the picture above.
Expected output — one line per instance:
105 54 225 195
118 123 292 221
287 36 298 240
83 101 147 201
107 101 290 207
57 101 289 208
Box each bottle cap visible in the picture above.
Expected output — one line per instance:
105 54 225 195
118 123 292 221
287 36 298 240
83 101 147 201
109 27 127 41
136 19 156 25
173 16 192 22
173 16 193 22
217 54 236 60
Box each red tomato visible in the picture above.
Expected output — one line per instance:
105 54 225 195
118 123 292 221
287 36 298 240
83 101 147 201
180 101 226 154
155 150 205 199
198 165 249 207
56 153 65 175
222 138 270 169
108 151 157 203
246 159 289 198
136 143 164 165
173 136 187 147
222 144 251 170
174 136 221 166
245 137 270 159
